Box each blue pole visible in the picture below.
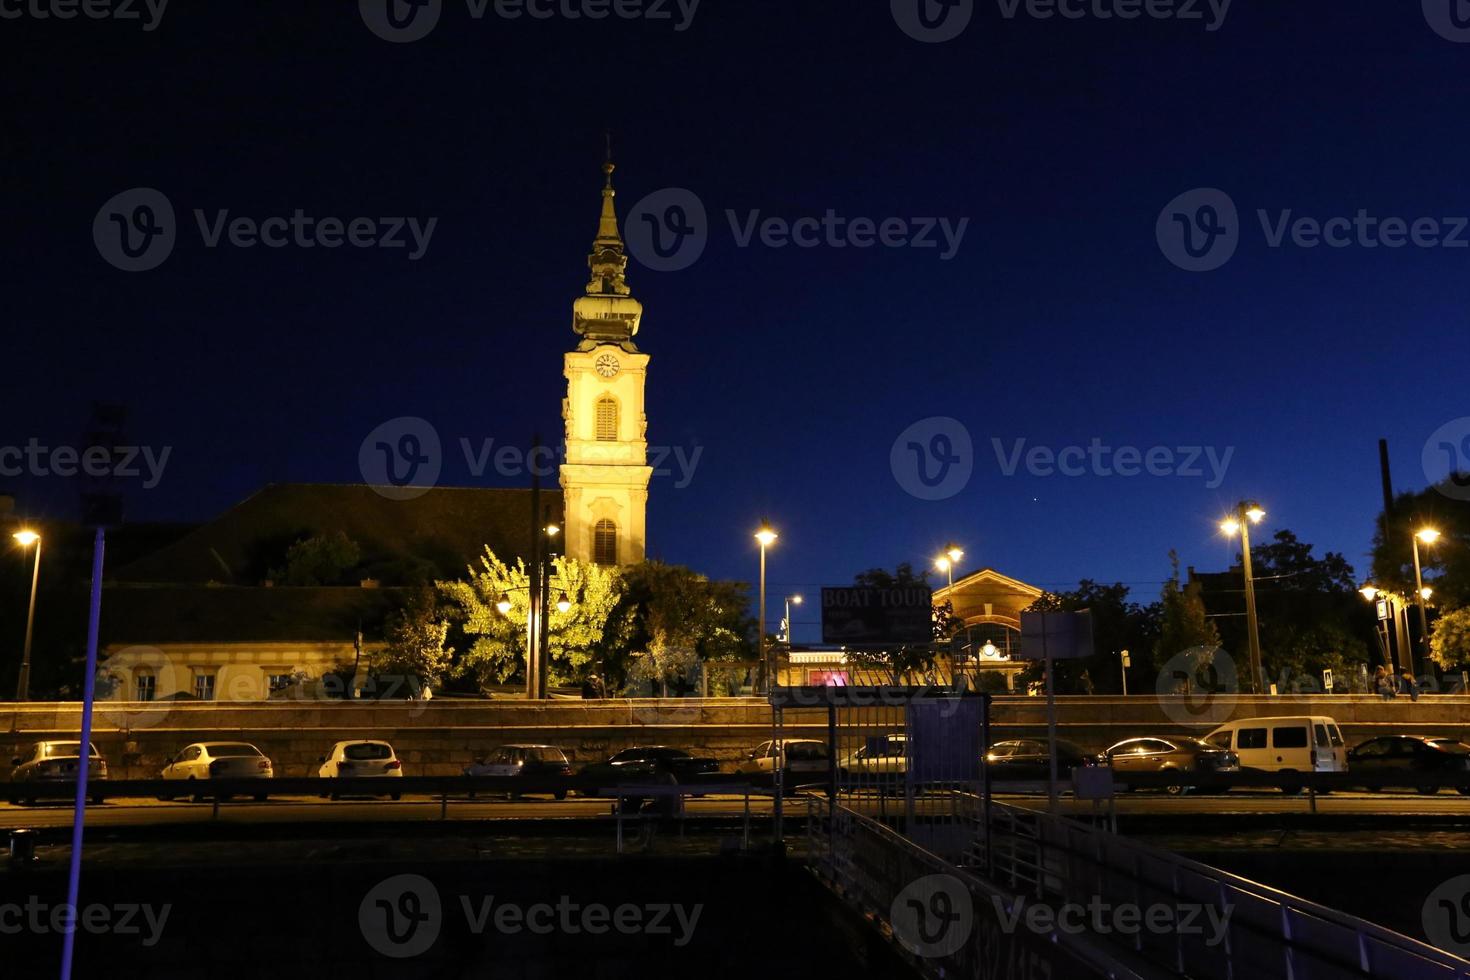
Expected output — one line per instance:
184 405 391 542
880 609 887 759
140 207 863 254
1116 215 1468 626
60 527 104 980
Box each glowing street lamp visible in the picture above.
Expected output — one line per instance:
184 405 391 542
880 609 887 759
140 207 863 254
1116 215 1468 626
1220 503 1266 694
935 543 964 589
12 530 41 701
1410 528 1441 674
755 524 777 692
782 594 802 647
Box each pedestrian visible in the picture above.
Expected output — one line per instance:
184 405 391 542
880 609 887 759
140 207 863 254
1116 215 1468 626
1401 670 1420 702
1374 665 1396 700
1079 669 1095 695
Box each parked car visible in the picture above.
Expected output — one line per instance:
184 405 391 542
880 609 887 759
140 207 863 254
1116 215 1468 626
985 739 1093 784
317 740 403 800
837 733 907 784
8 741 108 805
577 746 718 795
463 744 572 800
1101 737 1239 795
1346 736 1470 795
1204 715 1347 793
735 739 831 791
160 742 273 801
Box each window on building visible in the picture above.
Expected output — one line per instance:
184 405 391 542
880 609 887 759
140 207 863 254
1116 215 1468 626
593 519 617 565
134 671 155 702
595 396 618 441
266 673 293 693
193 672 217 701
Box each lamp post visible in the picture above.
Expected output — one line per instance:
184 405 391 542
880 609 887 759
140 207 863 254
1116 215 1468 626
782 594 802 649
502 520 565 700
934 543 963 589
755 524 777 693
1411 528 1440 676
13 530 40 702
1220 503 1266 694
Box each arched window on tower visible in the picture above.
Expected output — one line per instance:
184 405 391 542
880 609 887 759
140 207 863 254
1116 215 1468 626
595 396 618 441
593 519 618 566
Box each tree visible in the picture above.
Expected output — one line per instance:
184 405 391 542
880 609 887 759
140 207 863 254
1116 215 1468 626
1430 607 1470 669
270 531 361 586
607 562 754 695
371 587 453 689
1156 551 1221 665
1371 482 1470 611
438 548 622 691
1024 581 1161 693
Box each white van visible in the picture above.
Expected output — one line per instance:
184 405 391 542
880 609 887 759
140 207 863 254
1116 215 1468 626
1203 716 1347 793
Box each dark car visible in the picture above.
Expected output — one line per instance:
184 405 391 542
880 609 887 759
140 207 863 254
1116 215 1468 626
463 744 573 800
578 746 718 792
985 739 1093 784
8 741 109 805
1101 737 1239 795
1347 736 1470 795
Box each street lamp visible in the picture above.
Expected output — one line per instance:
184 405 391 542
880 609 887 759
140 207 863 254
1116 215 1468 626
13 530 40 701
1220 502 1266 694
755 524 777 692
1411 528 1441 675
782 594 802 647
934 543 964 589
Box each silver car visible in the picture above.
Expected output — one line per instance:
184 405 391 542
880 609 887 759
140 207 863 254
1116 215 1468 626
8 741 109 805
160 742 274 801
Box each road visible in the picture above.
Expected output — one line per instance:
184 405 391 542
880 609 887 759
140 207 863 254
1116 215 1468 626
4 788 1470 829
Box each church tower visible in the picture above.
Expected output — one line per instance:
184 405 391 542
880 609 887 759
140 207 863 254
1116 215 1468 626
559 160 651 566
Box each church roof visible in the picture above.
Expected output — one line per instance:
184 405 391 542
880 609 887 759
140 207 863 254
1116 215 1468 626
933 567 1044 602
102 584 409 645
111 483 563 586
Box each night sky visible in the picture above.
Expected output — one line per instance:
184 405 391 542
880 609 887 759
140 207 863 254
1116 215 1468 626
6 1 1470 642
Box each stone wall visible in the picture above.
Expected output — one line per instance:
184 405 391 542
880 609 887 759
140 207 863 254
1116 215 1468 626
4 695 1469 779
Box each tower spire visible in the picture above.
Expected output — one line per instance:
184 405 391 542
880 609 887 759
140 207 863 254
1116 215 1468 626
572 145 642 347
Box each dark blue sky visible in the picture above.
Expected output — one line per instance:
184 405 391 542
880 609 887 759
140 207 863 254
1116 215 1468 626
6 1 1469 642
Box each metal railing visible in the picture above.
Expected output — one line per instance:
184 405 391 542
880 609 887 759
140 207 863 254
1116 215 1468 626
970 798 1470 980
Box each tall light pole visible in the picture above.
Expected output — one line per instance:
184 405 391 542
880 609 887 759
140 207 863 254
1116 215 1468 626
13 530 40 702
783 594 802 649
1411 528 1440 677
1220 503 1266 695
755 524 777 693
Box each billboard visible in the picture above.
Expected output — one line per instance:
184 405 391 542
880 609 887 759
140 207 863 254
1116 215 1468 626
820 586 934 645
1017 610 1095 661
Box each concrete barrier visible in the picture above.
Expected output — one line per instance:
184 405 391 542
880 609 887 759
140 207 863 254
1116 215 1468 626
4 695 1468 778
